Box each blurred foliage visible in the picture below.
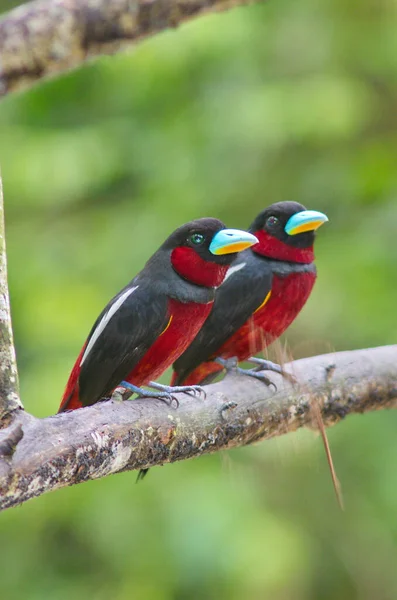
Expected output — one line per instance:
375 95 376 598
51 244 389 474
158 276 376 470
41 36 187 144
1 0 397 598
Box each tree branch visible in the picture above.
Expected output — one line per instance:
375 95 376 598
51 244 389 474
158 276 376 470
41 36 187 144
0 0 255 98
0 173 22 423
0 344 396 511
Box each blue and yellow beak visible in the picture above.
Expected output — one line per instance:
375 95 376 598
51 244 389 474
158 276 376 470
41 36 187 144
284 210 328 236
209 229 258 255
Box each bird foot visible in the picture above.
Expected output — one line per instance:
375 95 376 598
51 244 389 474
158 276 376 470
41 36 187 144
215 357 239 370
236 367 277 390
215 356 280 390
246 357 297 385
119 381 178 407
148 381 206 400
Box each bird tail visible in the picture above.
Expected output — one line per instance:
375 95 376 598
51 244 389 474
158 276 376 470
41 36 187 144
136 469 149 482
58 344 86 413
58 385 82 412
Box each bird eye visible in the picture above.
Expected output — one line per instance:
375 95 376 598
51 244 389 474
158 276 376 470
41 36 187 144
190 233 205 245
266 216 279 228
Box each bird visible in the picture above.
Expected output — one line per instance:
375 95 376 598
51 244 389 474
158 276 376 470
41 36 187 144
58 218 258 413
172 201 328 386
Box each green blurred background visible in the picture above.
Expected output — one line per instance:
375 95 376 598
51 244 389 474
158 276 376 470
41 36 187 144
1 0 397 597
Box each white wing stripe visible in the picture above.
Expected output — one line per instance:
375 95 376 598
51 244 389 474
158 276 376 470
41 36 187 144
223 262 246 281
80 285 139 366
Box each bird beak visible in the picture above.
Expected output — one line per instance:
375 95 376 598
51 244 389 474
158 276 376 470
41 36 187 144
209 229 259 255
284 210 329 236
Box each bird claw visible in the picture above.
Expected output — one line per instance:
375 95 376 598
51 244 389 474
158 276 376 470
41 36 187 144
181 385 206 399
142 390 179 409
236 367 277 391
246 357 297 385
119 381 177 406
167 395 180 409
148 381 206 401
116 381 205 409
215 356 281 390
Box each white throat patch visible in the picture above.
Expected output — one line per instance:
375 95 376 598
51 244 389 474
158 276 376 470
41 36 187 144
223 262 246 281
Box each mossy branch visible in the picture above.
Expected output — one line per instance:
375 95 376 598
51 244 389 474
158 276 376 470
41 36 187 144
0 0 255 98
0 173 22 422
0 345 396 511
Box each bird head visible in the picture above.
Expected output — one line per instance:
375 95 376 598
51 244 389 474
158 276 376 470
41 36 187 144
162 218 258 287
249 201 328 264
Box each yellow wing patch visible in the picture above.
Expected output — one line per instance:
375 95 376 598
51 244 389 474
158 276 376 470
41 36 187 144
160 315 173 336
254 291 271 314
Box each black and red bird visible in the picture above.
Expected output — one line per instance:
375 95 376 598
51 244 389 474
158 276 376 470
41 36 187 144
58 218 258 412
172 202 328 386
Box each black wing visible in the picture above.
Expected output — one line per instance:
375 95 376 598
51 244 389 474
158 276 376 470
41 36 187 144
173 251 273 383
78 281 169 405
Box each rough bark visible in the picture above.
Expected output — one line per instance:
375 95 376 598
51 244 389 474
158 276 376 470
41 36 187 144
0 344 396 511
0 174 22 423
0 0 255 98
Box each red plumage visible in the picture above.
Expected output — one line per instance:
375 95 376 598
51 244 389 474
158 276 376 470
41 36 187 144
172 202 328 387
120 300 213 388
174 270 315 385
58 218 257 412
59 344 87 411
61 299 213 411
170 247 229 287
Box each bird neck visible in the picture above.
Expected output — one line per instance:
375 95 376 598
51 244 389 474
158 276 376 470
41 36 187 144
251 230 315 264
171 247 229 288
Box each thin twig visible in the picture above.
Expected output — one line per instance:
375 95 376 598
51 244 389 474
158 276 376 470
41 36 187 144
312 399 344 511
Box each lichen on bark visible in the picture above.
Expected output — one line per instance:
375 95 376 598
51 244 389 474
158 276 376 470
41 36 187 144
0 174 22 423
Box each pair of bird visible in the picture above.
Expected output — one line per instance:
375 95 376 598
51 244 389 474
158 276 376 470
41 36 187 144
59 201 328 415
